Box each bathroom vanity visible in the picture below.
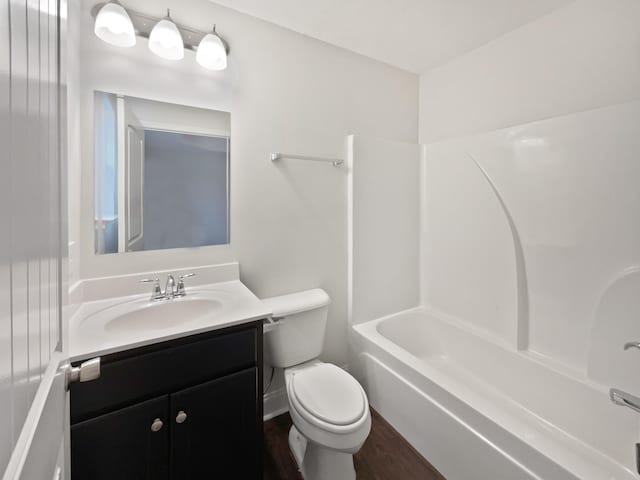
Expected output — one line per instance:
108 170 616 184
69 79 266 478
68 278 269 480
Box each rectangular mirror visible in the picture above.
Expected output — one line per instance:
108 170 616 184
93 91 230 254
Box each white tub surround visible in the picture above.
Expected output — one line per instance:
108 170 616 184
346 134 421 326
69 263 270 361
352 309 637 480
347 98 640 479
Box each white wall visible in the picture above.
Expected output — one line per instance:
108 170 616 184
1 0 66 474
418 0 640 376
419 0 640 142
72 0 418 365
125 96 231 137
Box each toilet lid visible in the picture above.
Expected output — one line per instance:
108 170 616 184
290 364 366 426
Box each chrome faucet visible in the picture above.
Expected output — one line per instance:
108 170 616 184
610 341 640 475
164 275 177 299
140 273 196 301
610 388 640 414
609 341 640 413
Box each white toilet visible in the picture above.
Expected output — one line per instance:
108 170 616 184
262 289 371 480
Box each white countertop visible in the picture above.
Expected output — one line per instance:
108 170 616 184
69 280 271 362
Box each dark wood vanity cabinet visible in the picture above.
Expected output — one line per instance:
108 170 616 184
70 321 263 480
71 395 170 479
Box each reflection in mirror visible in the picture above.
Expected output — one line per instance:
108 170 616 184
94 92 230 254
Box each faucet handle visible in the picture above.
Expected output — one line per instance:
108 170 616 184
176 273 196 297
140 278 159 284
140 278 163 301
624 342 640 351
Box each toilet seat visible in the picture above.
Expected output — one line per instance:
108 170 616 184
288 363 369 434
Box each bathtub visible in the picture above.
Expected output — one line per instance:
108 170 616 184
350 308 638 480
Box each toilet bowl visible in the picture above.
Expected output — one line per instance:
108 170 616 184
262 290 371 480
286 361 371 479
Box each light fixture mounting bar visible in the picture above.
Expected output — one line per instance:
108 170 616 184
90 3 230 54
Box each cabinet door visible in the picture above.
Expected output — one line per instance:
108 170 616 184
71 395 169 480
170 367 260 479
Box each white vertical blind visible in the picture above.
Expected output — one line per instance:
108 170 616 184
0 0 62 474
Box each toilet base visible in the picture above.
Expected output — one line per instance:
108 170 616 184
288 425 307 470
288 425 356 480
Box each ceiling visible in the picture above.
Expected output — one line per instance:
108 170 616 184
210 0 572 74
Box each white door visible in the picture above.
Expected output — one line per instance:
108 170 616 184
1 0 77 479
126 125 145 251
117 98 145 252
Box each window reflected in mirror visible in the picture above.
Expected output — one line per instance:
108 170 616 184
94 92 230 254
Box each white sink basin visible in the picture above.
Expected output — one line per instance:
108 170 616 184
104 298 223 333
69 280 273 362
80 290 235 335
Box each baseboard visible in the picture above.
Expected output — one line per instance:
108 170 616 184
263 387 288 421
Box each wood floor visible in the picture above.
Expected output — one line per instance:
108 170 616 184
264 409 445 480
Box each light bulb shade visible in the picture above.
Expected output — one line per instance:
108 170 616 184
94 2 136 47
148 17 184 60
196 32 227 70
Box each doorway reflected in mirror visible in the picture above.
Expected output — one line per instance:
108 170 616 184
94 91 230 254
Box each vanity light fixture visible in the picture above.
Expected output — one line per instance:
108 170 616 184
93 1 136 47
196 25 228 70
92 4 230 70
148 9 184 60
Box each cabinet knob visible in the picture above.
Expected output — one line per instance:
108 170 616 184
176 410 187 424
151 418 163 432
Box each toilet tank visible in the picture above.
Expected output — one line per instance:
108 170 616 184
261 289 330 368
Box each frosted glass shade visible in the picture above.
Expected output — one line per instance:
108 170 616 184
196 32 227 70
148 17 184 60
94 2 136 47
